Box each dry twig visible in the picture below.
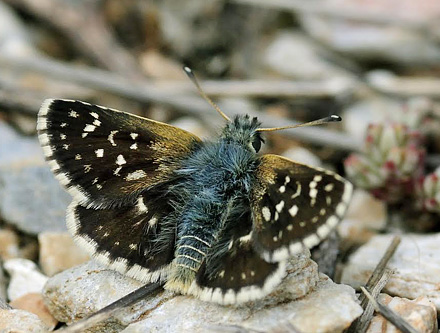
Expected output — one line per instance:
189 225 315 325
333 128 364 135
358 236 401 309
3 0 140 76
58 282 162 333
349 270 393 333
0 54 361 151
360 287 419 333
0 297 11 310
347 236 401 333
231 0 435 36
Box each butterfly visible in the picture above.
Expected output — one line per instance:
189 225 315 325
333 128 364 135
36 68 353 305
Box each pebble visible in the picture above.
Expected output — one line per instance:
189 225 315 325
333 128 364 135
10 292 58 330
0 229 20 260
43 251 322 331
338 189 386 247
0 122 43 169
4 258 48 301
0 308 48 332
38 232 90 276
123 275 362 333
299 0 440 67
282 146 322 167
342 97 402 143
341 233 440 312
0 1 38 57
170 116 210 139
263 31 349 79
0 164 71 234
0 265 5 301
366 295 437 333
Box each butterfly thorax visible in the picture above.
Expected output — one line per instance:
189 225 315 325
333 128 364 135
220 114 262 152
164 124 260 293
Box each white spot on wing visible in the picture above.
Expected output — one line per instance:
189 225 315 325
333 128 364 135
262 207 271 222
116 154 126 165
95 149 104 158
303 234 320 248
83 124 96 132
325 183 334 192
275 201 284 213
130 143 138 150
137 197 148 212
126 170 147 181
130 133 139 140
69 111 79 118
289 205 298 217
108 130 118 146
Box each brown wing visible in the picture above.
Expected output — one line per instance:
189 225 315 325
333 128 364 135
250 154 353 263
38 99 201 208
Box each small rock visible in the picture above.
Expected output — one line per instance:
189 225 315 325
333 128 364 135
0 265 6 301
0 1 38 57
140 49 184 79
299 0 440 67
4 258 48 301
0 132 43 169
366 295 437 333
338 189 386 247
0 308 48 332
0 229 20 260
282 146 322 167
43 260 153 332
156 0 223 58
44 251 320 331
263 31 349 79
38 232 90 276
10 292 58 330
342 97 402 143
341 233 440 312
0 164 71 234
123 275 362 333
170 117 209 139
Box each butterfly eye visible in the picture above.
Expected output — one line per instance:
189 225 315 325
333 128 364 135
251 134 263 152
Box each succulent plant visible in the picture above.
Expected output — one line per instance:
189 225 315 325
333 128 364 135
344 123 425 203
416 168 440 213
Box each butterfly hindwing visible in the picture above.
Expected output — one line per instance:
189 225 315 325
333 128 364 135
66 187 177 282
37 99 201 208
250 154 353 263
188 209 286 305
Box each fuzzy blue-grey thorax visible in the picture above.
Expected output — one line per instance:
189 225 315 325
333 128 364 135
220 115 262 153
166 115 262 290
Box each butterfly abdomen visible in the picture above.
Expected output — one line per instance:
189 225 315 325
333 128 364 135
164 141 258 293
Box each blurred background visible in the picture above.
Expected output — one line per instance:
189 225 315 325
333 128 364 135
1 0 440 330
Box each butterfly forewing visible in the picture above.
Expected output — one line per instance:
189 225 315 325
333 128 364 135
67 186 177 283
37 99 201 208
251 154 353 263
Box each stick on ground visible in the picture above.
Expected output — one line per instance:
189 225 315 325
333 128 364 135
58 282 163 333
361 287 419 333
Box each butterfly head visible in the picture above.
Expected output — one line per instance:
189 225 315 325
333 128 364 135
221 114 264 153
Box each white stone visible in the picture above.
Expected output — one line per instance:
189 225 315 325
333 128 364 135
282 147 322 167
366 295 437 333
4 258 48 301
0 309 49 332
338 189 387 247
38 232 90 276
341 233 440 312
123 274 361 333
263 31 347 79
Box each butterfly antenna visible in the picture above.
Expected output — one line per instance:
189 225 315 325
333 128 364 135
183 66 231 122
256 115 341 132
